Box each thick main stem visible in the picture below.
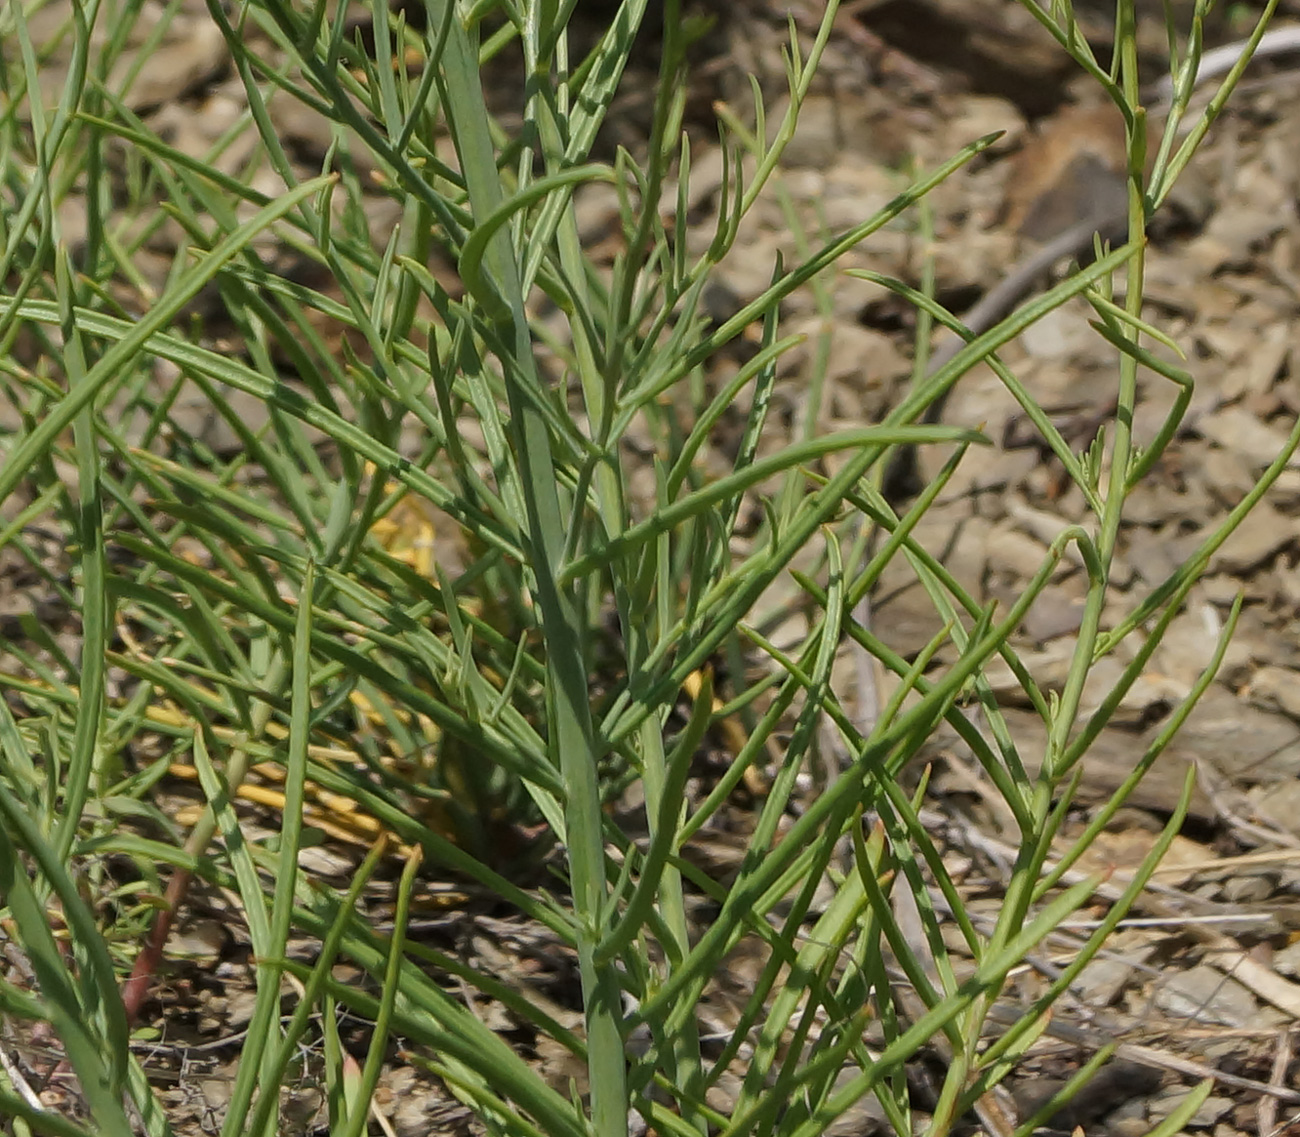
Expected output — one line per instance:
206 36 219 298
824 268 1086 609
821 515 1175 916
437 11 628 1137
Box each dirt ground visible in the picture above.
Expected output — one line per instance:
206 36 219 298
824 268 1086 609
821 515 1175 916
9 1 1300 1134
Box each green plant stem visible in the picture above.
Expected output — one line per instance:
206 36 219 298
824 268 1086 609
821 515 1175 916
436 6 627 1134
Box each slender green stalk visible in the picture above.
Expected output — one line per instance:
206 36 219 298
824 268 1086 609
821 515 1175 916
435 5 627 1132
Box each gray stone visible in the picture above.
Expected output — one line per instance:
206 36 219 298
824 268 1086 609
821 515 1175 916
1208 502 1298 574
1246 665 1300 720
985 523 1052 579
112 19 228 111
1167 683 1300 783
1198 406 1297 470
1249 779 1300 838
1151 964 1258 1028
